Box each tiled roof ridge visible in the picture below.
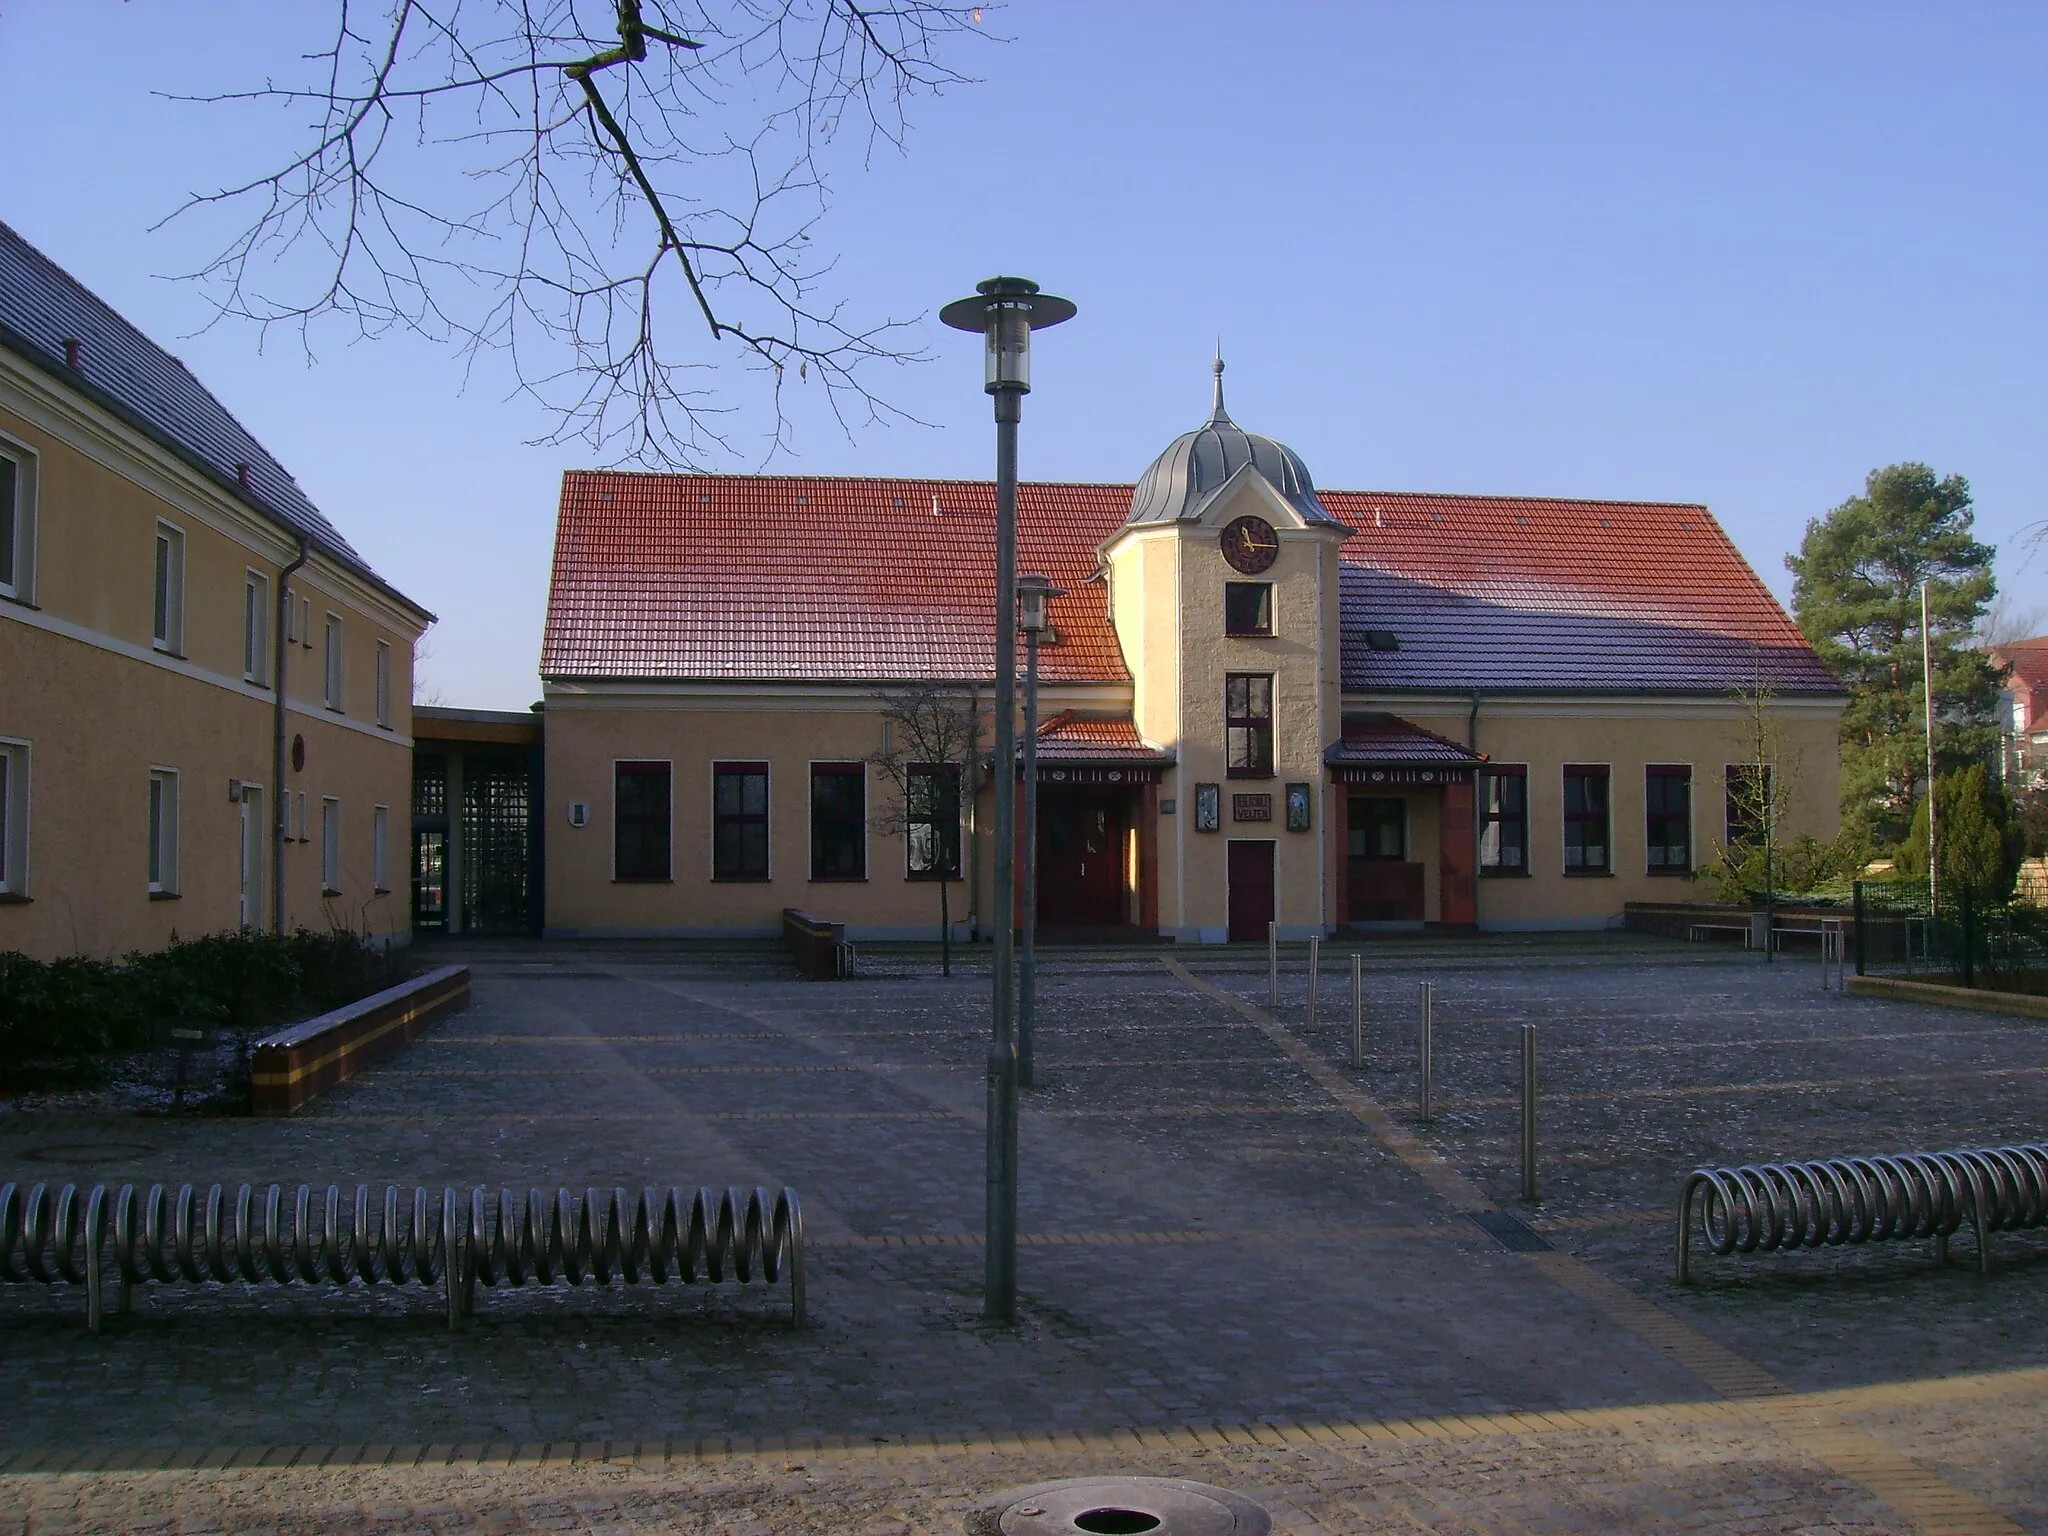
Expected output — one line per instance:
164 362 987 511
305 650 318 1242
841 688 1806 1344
560 466 1711 510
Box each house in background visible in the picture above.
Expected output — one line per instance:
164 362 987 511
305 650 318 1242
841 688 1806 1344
530 361 1845 941
1991 637 2048 790
0 219 433 960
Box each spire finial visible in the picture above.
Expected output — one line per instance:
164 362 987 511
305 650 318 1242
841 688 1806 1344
1209 341 1231 425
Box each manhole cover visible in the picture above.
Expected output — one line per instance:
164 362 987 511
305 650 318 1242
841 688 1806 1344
968 1478 1269 1536
18 1142 159 1166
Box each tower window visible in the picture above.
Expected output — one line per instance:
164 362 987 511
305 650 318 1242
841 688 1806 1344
1225 674 1274 778
1224 583 1273 637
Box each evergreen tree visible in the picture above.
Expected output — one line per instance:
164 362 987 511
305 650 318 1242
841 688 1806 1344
1786 463 2002 848
1898 764 2017 899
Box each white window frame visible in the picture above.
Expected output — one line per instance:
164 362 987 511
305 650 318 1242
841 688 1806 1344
147 767 180 895
152 521 186 655
0 434 38 605
372 803 390 892
375 640 392 728
0 738 29 896
243 569 271 685
320 796 341 893
323 612 345 712
296 789 309 843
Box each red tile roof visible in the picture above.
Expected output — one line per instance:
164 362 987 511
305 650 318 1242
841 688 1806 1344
1032 712 1171 764
1328 714 1485 765
545 473 1129 684
543 472 1840 695
1324 492 1838 693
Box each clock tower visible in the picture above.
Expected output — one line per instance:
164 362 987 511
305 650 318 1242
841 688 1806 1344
1096 357 1353 943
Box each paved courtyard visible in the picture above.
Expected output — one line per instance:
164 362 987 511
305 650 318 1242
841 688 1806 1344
2 933 2044 1532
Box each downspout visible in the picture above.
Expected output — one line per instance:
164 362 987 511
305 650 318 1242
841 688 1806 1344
1467 690 1483 927
271 533 310 933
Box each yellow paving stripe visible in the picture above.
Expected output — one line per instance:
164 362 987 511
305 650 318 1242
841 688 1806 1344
6 1365 2043 1480
1159 955 2028 1536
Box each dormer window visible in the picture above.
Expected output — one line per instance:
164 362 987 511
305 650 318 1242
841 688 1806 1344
1224 582 1273 637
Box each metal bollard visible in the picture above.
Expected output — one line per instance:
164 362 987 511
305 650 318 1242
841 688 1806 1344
1306 934 1320 1028
1351 953 1364 1069
1819 919 1844 991
1267 921 1278 1008
1418 981 1434 1123
1520 1024 1539 1202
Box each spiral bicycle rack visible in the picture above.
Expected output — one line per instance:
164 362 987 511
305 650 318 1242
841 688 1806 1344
0 1180 804 1331
1677 1143 2048 1284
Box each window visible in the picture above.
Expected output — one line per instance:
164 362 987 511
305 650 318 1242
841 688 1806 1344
906 765 961 879
372 804 391 892
1726 764 1772 846
1479 765 1528 874
0 739 27 895
614 761 672 880
0 440 33 602
375 641 392 728
1563 764 1611 874
320 797 341 893
1646 765 1692 873
810 763 867 879
147 768 179 894
1348 797 1406 859
152 523 185 653
243 571 270 684
323 613 344 711
712 762 770 880
1224 583 1273 637
1225 674 1274 777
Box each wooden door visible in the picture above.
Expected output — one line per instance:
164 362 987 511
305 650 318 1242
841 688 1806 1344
1039 790 1127 927
1227 840 1276 942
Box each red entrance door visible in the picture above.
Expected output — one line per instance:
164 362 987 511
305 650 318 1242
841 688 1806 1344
1227 840 1276 942
1039 790 1127 927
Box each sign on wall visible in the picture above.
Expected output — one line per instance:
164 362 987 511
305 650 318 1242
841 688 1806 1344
1232 793 1273 823
1195 783 1220 832
1286 783 1311 831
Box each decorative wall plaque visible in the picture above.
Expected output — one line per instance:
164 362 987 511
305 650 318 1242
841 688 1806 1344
1285 783 1311 831
1194 783 1220 832
1232 793 1273 823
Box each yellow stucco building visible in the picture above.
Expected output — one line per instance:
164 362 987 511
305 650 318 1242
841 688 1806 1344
535 361 1843 941
0 220 433 960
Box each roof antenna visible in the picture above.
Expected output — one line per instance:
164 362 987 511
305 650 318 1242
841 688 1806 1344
1209 339 1231 426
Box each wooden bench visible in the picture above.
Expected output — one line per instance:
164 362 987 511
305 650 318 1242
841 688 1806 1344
250 965 470 1115
782 908 854 981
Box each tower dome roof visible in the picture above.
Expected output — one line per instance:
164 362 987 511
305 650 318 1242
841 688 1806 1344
1124 355 1340 529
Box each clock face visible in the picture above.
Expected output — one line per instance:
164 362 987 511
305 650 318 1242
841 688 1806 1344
1220 515 1279 574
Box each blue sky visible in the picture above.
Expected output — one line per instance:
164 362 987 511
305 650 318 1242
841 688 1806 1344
2 3 2042 707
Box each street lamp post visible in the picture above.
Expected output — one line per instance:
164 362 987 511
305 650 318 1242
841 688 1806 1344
1017 572 1067 1091
940 276 1075 1324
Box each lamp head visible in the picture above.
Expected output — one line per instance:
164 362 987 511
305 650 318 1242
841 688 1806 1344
1016 572 1068 634
940 276 1076 393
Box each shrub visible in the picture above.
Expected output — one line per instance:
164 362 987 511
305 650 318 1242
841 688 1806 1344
0 928 406 1091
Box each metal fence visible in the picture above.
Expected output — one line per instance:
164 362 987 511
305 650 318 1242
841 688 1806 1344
0 1181 804 1331
1853 879 2048 994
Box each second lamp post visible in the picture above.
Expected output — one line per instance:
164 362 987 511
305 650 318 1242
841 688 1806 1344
1017 571 1066 1092
939 276 1074 1325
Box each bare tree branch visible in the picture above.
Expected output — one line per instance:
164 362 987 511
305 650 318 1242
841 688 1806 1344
159 0 992 467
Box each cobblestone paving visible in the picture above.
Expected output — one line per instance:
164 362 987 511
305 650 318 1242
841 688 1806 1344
2 933 2045 1532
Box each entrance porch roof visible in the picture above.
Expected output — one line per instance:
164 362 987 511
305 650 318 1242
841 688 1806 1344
1326 713 1486 768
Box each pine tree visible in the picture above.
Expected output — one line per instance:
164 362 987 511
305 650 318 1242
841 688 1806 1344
1898 764 2016 899
1786 463 2002 849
